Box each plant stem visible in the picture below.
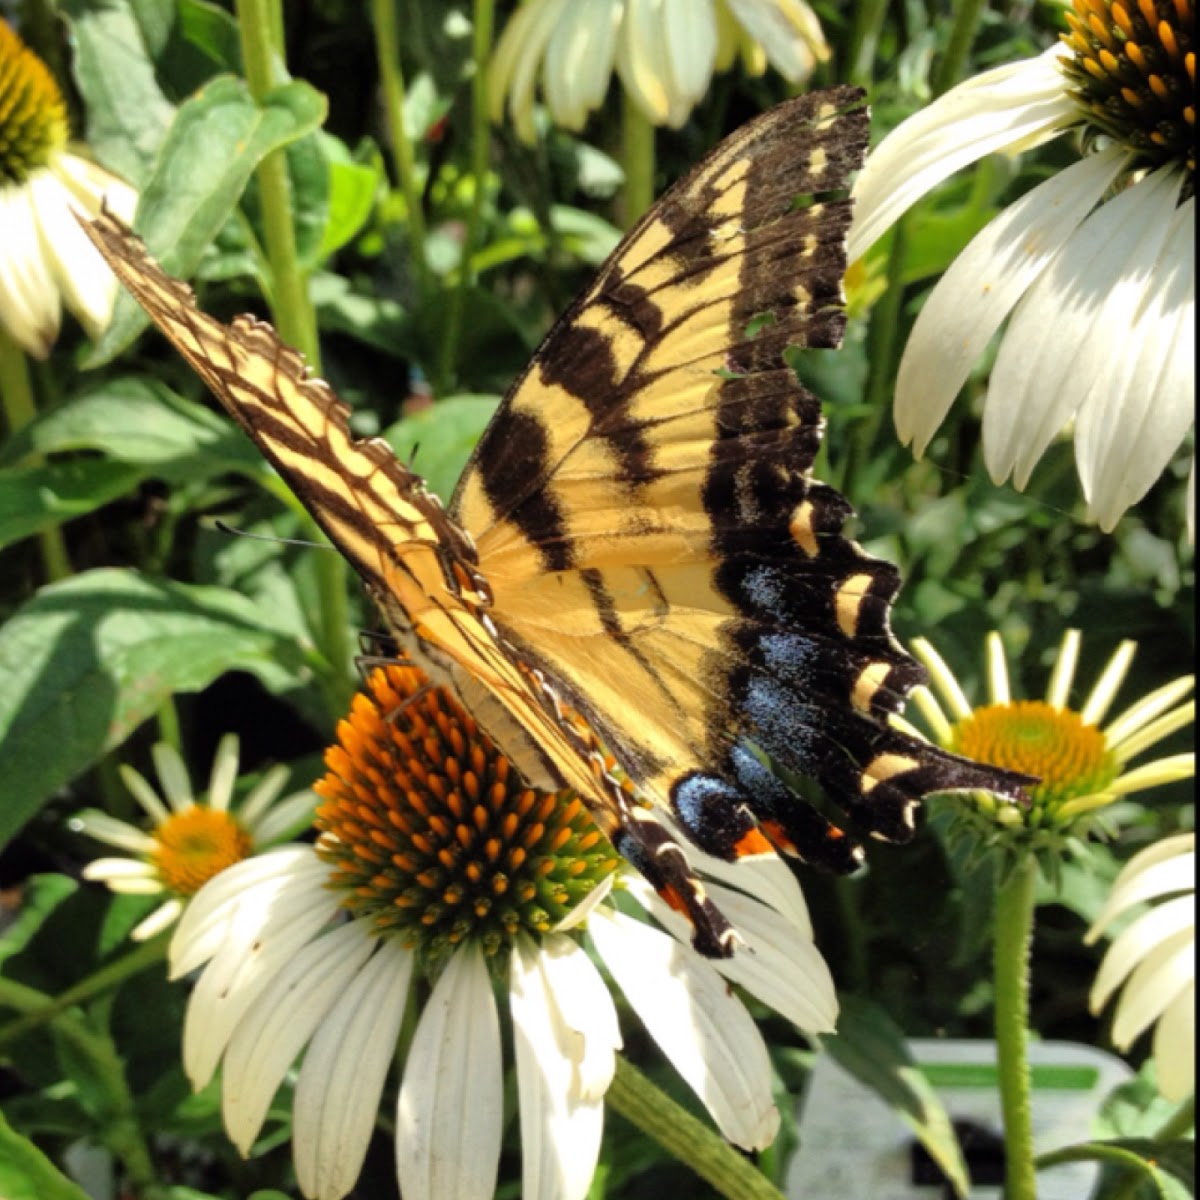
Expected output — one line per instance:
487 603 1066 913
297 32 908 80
435 0 494 396
0 978 156 1192
619 91 655 229
0 327 72 581
934 0 987 96
372 0 430 285
607 1057 784 1200
993 857 1039 1200
235 0 354 713
847 0 889 88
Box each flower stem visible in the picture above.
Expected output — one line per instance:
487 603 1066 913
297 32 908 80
235 0 354 713
993 857 1039 1200
0 327 72 581
934 0 987 95
607 1057 785 1200
435 0 494 397
619 91 655 229
372 0 430 286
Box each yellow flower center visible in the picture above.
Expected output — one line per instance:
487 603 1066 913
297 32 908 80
315 665 620 967
950 699 1121 813
0 20 69 185
151 806 254 895
1061 0 1195 180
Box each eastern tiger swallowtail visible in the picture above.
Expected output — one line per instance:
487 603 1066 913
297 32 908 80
82 86 1030 957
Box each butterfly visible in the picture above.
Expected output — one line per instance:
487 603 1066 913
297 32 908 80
82 85 1030 958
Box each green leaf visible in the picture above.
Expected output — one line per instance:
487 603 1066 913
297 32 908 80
381 395 500 503
320 154 381 258
821 996 970 1199
60 0 176 184
0 569 311 849
177 0 243 72
0 461 146 551
1040 1137 1194 1200
0 877 79 968
0 1110 91 1200
88 76 328 363
310 272 412 355
0 377 258 475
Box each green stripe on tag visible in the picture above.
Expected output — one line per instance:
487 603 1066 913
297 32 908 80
921 1063 1100 1090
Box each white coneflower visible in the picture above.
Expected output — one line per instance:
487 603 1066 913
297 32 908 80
170 663 837 1200
849 1 1195 533
1087 832 1195 1101
71 735 316 941
490 0 829 139
0 19 136 358
907 629 1194 845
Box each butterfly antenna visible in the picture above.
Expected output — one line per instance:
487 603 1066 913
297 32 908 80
211 518 334 551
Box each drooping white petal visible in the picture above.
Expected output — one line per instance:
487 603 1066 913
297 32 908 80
490 0 569 142
397 944 504 1200
1153 981 1195 1102
170 846 326 976
223 921 377 1155
51 153 138 223
72 809 158 855
544 0 621 130
895 146 1127 458
182 874 340 1087
1088 840 1195 938
511 936 609 1200
616 0 674 126
130 898 184 941
588 906 779 1149
625 877 838 1034
985 162 1176 491
1089 896 1194 1009
1107 926 1193 1048
248 787 317 846
115 766 171 826
293 937 414 1200
529 932 621 1101
0 181 62 357
1075 184 1195 530
724 0 828 82
661 0 717 121
848 45 1076 262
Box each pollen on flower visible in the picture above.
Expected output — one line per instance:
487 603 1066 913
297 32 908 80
314 664 621 965
151 806 253 895
0 20 70 184
950 699 1121 815
1060 0 1195 179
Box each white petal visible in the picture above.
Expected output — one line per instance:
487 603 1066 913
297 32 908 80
1075 184 1194 529
848 46 1075 262
0 181 61 357
544 0 620 130
626 877 837 1033
51 153 138 222
223 921 377 1155
986 165 1173 489
170 845 323 976
511 936 609 1200
206 734 241 811
896 146 1127 457
1088 845 1195 938
116 765 171 825
151 742 195 812
616 0 674 126
293 937 414 1200
397 944 504 1200
130 898 184 941
1108 927 1193 1049
724 0 828 82
1089 896 1195 1008
247 787 316 846
588 907 778 1149
662 0 717 115
491 0 568 141
82 857 159 882
1153 981 1195 1102
72 809 157 855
